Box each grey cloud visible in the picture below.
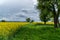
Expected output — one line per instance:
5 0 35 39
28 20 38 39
0 0 40 21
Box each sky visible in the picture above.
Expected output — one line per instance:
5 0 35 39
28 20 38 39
0 0 40 21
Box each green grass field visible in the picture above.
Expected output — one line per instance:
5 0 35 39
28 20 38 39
0 22 60 40
8 24 60 40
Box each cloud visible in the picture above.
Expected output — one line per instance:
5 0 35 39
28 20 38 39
0 0 6 5
33 0 37 5
0 0 39 21
0 17 9 21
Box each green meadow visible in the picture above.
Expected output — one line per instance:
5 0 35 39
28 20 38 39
0 22 60 40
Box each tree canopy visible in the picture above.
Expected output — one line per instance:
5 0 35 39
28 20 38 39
37 0 60 28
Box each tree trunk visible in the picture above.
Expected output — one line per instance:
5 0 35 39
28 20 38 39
54 15 58 28
54 11 59 28
44 22 46 24
57 10 60 28
57 19 59 27
52 3 59 28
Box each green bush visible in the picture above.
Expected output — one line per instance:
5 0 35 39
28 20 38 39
34 23 43 25
26 18 31 22
30 20 34 23
1 20 6 22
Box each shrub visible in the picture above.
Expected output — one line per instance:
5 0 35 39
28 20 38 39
30 20 34 23
34 23 43 25
1 20 6 22
26 18 31 22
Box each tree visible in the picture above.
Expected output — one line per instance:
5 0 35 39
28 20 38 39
39 8 51 24
1 20 6 22
37 0 60 28
26 18 31 22
31 20 34 23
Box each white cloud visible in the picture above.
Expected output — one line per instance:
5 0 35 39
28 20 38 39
0 17 9 21
0 0 6 5
33 0 37 5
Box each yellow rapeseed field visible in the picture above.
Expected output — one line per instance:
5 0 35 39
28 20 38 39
0 22 54 38
0 22 29 37
33 22 54 24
